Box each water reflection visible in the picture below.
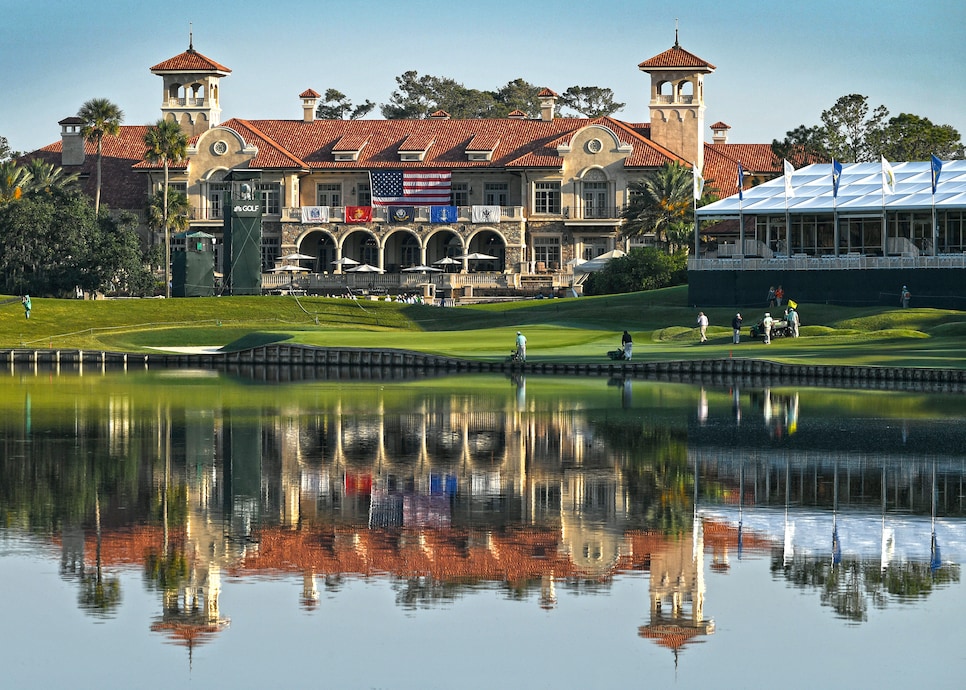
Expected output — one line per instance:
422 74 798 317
1 370 965 681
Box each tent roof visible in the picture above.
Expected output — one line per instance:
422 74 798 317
696 160 966 216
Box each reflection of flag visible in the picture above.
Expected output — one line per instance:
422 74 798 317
370 169 452 205
737 164 744 200
931 154 943 194
430 206 458 223
832 159 843 198
783 159 795 198
388 206 414 223
881 156 896 194
344 205 372 223
693 165 704 200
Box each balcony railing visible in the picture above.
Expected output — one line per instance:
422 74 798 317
562 206 625 221
281 206 525 223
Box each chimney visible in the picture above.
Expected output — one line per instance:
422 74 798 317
537 88 558 122
59 116 86 166
300 89 321 122
428 110 451 120
710 121 731 145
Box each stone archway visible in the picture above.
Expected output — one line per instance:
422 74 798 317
296 230 336 273
466 229 507 272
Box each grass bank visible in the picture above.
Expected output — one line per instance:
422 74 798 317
2 286 965 369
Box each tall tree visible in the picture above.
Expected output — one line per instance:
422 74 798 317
0 135 15 162
771 124 829 168
876 113 964 161
143 119 188 298
621 162 695 251
559 86 625 118
146 187 190 236
315 88 375 120
495 79 543 118
819 94 888 163
78 98 124 215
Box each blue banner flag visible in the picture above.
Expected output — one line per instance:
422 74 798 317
832 159 843 198
931 155 943 194
737 164 744 201
387 206 415 223
430 206 459 224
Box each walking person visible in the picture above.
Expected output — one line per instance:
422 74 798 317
900 285 911 308
787 305 800 337
696 311 709 343
621 330 633 361
762 312 774 344
775 285 784 307
515 331 527 362
731 313 742 344
22 294 31 320
767 286 776 307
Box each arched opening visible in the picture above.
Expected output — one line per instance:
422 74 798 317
297 231 337 272
466 230 506 272
341 230 379 267
677 79 695 104
425 230 464 271
384 230 421 272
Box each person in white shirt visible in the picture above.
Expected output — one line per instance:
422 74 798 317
696 312 709 343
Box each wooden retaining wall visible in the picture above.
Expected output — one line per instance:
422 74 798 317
1 346 964 391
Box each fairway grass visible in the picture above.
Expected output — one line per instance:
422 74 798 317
2 286 965 369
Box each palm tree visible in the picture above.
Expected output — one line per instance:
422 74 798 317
0 160 31 204
23 159 80 195
147 187 190 234
621 161 695 250
78 98 124 215
143 120 188 298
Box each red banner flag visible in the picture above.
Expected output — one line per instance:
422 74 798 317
344 206 372 223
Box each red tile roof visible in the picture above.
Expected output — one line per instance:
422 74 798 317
29 126 152 210
300 88 321 99
150 47 231 74
224 115 683 171
639 44 716 70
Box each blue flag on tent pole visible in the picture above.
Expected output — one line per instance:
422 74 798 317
832 159 843 198
931 155 943 194
737 164 744 201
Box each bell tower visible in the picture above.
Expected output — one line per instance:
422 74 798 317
638 31 715 171
150 33 231 138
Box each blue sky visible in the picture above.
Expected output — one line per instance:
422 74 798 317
3 0 964 155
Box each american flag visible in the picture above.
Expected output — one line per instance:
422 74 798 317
370 170 452 206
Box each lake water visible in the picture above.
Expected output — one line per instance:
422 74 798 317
1 368 965 689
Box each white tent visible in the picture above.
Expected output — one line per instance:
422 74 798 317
696 160 966 217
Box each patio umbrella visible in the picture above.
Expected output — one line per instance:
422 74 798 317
331 257 360 266
402 265 443 272
457 252 498 261
269 264 310 272
433 257 462 265
347 263 384 273
279 252 315 261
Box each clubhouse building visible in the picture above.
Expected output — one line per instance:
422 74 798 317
29 37 781 297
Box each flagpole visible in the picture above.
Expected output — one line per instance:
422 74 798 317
737 164 745 259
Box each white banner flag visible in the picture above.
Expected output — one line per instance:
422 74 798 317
301 206 330 223
471 205 502 223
